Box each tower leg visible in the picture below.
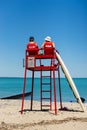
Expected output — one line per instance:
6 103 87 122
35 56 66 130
53 69 57 115
40 70 42 110
58 67 63 109
21 68 27 114
30 70 34 110
50 70 52 110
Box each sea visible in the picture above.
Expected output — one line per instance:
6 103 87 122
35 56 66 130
0 77 87 102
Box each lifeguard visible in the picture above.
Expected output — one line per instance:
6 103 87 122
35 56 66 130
27 37 39 55
41 36 55 55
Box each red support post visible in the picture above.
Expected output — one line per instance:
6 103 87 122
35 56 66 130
53 68 57 115
58 67 63 109
40 70 42 110
52 58 57 115
21 68 27 114
50 70 52 110
30 70 34 110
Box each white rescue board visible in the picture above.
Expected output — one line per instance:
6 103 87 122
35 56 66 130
55 51 85 112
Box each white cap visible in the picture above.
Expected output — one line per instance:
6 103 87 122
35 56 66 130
45 36 51 42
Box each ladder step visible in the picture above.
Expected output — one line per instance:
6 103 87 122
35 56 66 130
42 98 50 100
41 83 51 85
42 105 51 107
42 90 51 92
42 76 51 78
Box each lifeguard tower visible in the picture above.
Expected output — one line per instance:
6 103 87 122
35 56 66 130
21 46 63 115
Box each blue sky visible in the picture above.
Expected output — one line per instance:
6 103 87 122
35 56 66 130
0 0 87 77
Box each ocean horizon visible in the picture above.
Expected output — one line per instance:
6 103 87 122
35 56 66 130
0 77 87 102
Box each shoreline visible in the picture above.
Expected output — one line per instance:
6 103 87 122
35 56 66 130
0 100 87 130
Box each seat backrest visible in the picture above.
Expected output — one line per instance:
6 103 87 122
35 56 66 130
44 42 54 55
28 48 39 55
27 42 39 56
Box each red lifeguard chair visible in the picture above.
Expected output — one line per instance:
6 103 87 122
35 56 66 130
21 46 63 115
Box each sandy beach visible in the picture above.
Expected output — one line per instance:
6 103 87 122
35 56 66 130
0 99 87 130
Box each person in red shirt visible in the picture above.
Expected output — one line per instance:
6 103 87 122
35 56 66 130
41 36 55 55
27 36 38 49
27 36 39 55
